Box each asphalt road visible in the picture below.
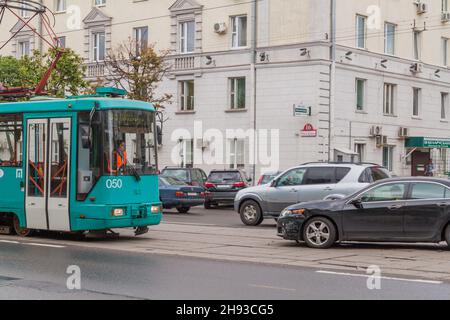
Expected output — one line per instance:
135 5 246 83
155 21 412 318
162 206 278 228
1 240 450 300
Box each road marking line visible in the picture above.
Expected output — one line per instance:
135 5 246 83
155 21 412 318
249 284 297 292
316 270 443 285
24 243 66 248
0 240 20 244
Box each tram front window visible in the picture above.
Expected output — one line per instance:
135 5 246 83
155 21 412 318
103 110 157 176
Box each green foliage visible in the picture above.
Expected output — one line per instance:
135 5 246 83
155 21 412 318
0 48 88 97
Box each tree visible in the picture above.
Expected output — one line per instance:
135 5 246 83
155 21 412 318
0 48 88 97
104 38 172 108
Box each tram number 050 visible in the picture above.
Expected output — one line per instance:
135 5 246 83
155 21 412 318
106 179 123 189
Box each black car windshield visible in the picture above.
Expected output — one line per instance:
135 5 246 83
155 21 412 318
162 169 189 181
208 172 241 183
160 176 186 186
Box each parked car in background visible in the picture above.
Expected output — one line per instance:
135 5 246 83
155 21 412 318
161 167 208 187
204 170 251 209
257 171 283 185
278 177 450 249
235 163 391 226
159 176 205 213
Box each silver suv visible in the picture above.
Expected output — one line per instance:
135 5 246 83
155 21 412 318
234 163 391 226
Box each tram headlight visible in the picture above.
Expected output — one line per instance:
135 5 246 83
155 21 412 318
151 205 161 214
112 208 125 217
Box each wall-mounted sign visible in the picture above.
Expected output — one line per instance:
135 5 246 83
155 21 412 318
293 104 311 117
301 123 317 137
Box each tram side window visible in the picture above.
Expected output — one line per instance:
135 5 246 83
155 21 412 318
0 114 23 167
77 112 101 201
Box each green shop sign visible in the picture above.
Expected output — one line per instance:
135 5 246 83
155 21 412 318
406 137 450 149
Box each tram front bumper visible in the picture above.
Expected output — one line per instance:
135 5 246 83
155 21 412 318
72 203 163 231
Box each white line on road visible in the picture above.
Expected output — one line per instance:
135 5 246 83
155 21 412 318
24 243 66 249
0 240 20 244
249 284 297 292
316 270 443 285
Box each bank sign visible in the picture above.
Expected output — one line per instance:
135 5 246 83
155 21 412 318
406 137 450 149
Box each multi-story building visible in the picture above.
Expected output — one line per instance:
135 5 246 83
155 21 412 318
2 0 450 179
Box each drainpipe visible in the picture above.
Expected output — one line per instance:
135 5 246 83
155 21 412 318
38 0 43 52
251 0 258 182
328 0 336 162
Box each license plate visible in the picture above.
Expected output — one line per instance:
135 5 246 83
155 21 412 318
217 185 229 189
187 192 198 196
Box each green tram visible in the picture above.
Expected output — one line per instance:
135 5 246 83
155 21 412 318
0 88 162 237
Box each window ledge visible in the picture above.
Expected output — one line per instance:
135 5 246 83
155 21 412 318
225 108 247 113
355 110 367 114
441 119 449 123
383 114 398 118
411 116 422 120
175 110 196 115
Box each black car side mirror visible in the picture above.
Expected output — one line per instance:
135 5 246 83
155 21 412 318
350 198 363 209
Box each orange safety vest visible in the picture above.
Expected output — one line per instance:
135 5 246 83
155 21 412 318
116 150 127 171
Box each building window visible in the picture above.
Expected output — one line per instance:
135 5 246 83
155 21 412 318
20 2 30 18
230 78 246 109
92 32 105 62
383 83 396 115
384 23 396 55
355 143 365 162
57 36 66 48
229 139 245 169
18 40 30 57
443 38 449 66
231 15 247 48
443 0 449 13
55 0 66 12
442 93 449 120
179 80 195 111
383 146 394 172
413 31 422 60
134 26 148 55
356 15 366 49
94 0 106 6
179 21 195 54
179 139 193 168
412 87 421 117
355 78 366 111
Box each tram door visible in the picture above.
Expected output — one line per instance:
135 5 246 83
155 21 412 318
25 118 71 231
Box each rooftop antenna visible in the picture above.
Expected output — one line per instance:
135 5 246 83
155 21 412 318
0 0 64 99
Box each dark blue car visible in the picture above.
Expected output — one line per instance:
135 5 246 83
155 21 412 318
159 177 205 213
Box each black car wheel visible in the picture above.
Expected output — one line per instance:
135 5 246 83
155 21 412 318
177 207 190 214
204 201 213 209
303 217 336 249
240 200 263 226
445 224 450 248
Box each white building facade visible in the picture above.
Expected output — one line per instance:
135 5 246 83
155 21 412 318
1 0 450 179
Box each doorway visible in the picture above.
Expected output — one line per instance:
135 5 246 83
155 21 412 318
411 149 430 176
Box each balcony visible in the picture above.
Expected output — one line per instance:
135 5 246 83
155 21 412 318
85 62 106 79
173 55 196 70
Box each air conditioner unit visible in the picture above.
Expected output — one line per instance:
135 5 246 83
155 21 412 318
196 138 204 149
376 136 383 148
410 62 423 74
214 23 227 34
442 12 450 22
399 127 409 138
382 135 389 145
370 125 383 137
416 2 428 14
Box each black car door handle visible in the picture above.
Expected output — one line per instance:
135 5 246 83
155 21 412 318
437 202 450 208
388 205 403 210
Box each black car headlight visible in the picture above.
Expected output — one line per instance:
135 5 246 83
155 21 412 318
281 208 305 217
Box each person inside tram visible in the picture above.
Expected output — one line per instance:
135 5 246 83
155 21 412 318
114 140 128 175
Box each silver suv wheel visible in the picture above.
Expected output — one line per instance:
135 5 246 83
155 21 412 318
240 200 263 226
